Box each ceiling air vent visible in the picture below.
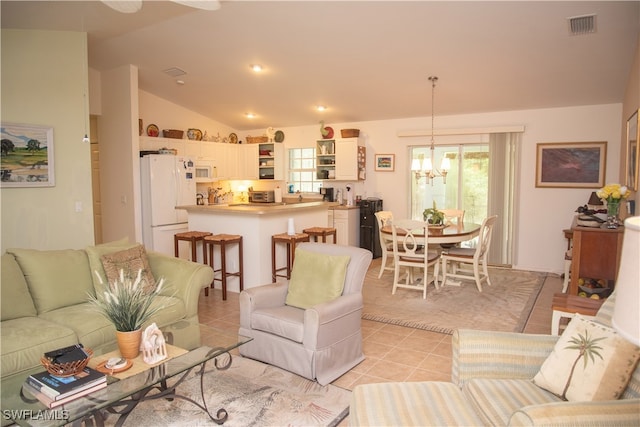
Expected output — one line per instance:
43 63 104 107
568 14 597 35
163 67 187 77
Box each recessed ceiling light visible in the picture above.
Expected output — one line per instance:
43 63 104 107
176 80 185 85
316 105 327 112
245 113 256 119
250 64 263 73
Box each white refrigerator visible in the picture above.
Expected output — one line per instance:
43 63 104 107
141 154 196 259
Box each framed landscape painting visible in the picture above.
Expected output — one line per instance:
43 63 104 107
1 123 55 187
535 141 606 188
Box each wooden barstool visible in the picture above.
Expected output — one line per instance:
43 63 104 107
174 231 212 263
302 227 337 244
271 232 310 282
203 234 243 300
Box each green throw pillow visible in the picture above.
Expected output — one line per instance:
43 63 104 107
285 248 350 309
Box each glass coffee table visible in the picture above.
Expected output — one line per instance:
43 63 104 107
1 321 251 426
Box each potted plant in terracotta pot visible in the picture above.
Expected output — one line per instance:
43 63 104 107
88 270 165 359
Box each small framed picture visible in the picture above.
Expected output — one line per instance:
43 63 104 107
375 154 395 172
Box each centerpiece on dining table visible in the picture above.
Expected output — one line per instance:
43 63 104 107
423 201 446 229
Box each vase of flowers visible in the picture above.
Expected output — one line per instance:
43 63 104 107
88 269 165 359
596 183 631 229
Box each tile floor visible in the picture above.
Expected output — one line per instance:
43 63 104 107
197 265 561 392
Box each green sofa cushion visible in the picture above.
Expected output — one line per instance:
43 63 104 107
0 316 77 379
85 237 138 294
1 253 37 321
7 248 94 314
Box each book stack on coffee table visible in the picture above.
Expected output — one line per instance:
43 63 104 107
24 367 106 408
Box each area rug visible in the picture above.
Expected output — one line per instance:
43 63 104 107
103 355 350 427
363 260 547 335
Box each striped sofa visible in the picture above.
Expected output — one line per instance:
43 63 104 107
350 294 640 426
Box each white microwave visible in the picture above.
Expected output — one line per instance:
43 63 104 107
194 160 217 182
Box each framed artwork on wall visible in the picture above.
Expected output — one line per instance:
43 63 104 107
626 109 639 191
1 123 55 187
374 154 395 171
535 141 606 188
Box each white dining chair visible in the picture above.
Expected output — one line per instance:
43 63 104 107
437 209 466 251
440 209 465 225
374 211 394 278
440 215 498 292
391 219 440 299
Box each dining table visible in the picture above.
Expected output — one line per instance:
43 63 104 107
380 222 482 245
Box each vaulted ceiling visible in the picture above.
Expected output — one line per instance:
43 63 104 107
2 1 639 130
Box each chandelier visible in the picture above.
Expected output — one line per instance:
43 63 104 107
412 76 450 184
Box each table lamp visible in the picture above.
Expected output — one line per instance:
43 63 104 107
612 216 640 346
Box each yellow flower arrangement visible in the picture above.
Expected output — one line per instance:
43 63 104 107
596 183 631 204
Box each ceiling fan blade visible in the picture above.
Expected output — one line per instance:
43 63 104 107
171 0 221 11
101 1 143 13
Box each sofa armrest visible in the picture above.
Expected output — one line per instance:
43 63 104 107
452 329 558 386
509 398 640 426
239 283 289 328
146 251 213 318
304 293 363 349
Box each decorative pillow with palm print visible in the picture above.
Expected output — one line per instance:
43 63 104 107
533 314 640 401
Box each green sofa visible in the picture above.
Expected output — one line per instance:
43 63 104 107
350 294 640 426
0 240 214 382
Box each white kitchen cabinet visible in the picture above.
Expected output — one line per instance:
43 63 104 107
139 136 185 155
184 139 202 158
335 137 365 180
210 143 236 179
258 143 284 180
237 144 259 180
333 208 359 246
316 137 365 181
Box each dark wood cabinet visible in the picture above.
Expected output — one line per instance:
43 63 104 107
569 218 624 295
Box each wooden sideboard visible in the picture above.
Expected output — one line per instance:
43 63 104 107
568 218 624 295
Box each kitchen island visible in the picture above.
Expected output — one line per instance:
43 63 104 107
178 201 333 291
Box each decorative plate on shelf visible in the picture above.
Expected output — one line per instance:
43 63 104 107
323 126 334 139
274 130 285 142
187 128 202 141
229 133 238 144
146 124 159 137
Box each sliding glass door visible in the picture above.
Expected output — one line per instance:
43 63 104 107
410 133 518 266
411 144 489 225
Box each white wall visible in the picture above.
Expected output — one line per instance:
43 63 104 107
247 103 622 275
138 90 235 140
1 30 94 252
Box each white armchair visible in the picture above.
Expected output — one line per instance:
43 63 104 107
239 243 372 385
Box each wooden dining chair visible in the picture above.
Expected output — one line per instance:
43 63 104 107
440 215 498 292
391 219 441 299
374 211 394 278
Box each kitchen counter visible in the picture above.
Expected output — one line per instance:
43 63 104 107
180 201 333 291
178 201 335 215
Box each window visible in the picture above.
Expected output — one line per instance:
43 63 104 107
288 148 322 193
